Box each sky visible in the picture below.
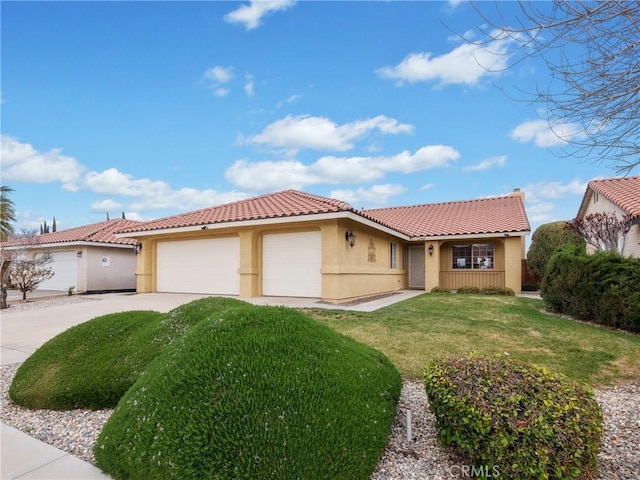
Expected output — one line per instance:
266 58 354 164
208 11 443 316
2 0 637 246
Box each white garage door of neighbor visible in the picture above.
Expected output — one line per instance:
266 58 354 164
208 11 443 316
263 231 322 298
156 238 240 295
38 251 78 291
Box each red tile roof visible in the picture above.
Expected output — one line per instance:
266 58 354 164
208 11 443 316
117 189 530 238
117 190 354 233
2 219 140 247
361 194 530 237
587 176 640 220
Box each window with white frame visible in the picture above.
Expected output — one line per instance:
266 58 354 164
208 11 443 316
390 242 398 269
452 243 494 269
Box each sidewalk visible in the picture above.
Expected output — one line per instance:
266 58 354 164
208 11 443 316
1 290 424 480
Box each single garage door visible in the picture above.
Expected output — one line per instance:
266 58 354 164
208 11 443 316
38 251 78 291
157 237 240 295
263 231 322 298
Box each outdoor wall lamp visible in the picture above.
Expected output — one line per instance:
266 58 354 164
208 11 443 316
77 251 82 258
428 244 434 256
135 243 142 255
345 230 356 248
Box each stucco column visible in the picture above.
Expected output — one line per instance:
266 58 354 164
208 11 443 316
504 236 523 294
135 240 154 293
238 230 259 298
424 241 440 292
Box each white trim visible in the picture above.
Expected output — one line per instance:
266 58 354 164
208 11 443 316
115 211 411 241
411 231 529 241
1 241 136 251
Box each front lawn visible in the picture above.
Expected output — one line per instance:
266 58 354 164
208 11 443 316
308 293 640 386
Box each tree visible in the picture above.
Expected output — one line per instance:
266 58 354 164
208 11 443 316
565 212 632 254
1 230 41 308
1 185 16 242
471 1 640 174
527 221 585 281
8 252 54 301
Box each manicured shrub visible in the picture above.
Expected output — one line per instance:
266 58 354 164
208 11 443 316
95 304 401 480
543 247 640 332
424 354 603 480
10 297 249 410
430 286 451 293
456 286 481 294
480 285 515 296
10 311 167 410
527 221 585 281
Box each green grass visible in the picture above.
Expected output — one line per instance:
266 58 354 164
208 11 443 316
307 293 640 386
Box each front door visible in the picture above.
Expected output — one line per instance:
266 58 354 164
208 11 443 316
408 245 425 289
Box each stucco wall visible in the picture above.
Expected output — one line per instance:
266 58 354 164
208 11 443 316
85 246 137 292
582 191 640 257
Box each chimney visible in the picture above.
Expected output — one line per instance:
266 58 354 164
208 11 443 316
512 188 525 202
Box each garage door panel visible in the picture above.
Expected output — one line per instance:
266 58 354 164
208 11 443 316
263 232 322 298
37 251 77 291
157 238 239 295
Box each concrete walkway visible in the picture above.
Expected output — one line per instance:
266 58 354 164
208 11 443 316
1 290 423 479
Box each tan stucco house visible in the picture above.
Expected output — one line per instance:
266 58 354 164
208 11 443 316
116 189 530 304
1 219 140 293
576 176 640 257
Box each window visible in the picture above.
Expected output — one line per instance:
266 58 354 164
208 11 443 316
390 242 398 269
452 243 494 269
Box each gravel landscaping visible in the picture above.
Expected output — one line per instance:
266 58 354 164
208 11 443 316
1 363 638 479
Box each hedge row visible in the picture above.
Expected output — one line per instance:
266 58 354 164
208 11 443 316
542 246 640 333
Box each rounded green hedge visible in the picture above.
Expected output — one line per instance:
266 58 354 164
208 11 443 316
10 297 249 410
424 354 603 480
9 311 167 410
95 305 401 480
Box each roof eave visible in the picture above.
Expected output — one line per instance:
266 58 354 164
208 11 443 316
116 211 412 241
411 230 530 241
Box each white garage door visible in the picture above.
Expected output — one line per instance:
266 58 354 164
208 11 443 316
263 231 322 298
38 251 78 291
157 238 240 295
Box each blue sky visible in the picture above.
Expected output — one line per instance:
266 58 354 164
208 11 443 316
2 1 636 243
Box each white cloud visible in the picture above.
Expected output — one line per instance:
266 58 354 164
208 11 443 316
522 179 587 204
225 145 459 191
421 183 435 191
244 74 255 96
464 155 507 171
224 0 295 30
244 114 414 152
203 66 235 96
377 30 516 87
204 66 234 84
91 199 123 212
83 168 247 212
330 184 407 206
276 94 301 108
0 135 85 191
527 202 556 223
511 119 584 147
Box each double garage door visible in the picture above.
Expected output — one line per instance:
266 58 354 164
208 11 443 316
156 231 322 298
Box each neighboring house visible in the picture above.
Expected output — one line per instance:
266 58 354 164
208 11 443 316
1 219 140 293
117 189 530 304
576 176 640 257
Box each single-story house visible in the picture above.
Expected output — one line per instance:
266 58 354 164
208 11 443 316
576 176 640 257
116 189 530 304
1 219 140 293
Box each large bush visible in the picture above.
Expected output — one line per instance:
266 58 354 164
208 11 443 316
542 247 640 332
424 354 603 480
95 304 401 480
527 221 585 281
10 297 248 410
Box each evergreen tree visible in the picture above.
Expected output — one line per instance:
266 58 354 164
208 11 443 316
52 217 57 232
